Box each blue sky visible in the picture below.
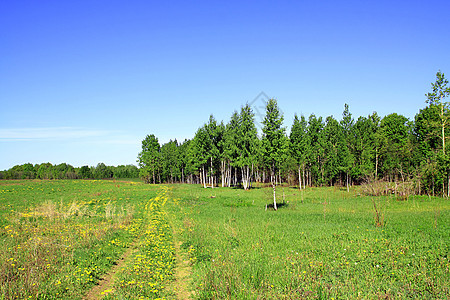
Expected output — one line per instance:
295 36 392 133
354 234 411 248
1 0 450 170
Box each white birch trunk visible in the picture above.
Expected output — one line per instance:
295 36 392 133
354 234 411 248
273 177 277 210
202 166 207 188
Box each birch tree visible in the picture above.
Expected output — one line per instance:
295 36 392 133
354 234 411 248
340 104 355 191
290 114 308 189
426 70 450 155
223 111 240 187
261 99 288 210
236 104 259 190
138 134 161 184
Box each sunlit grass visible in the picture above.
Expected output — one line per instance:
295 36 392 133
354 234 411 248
170 184 450 299
1 180 448 299
107 186 176 299
0 180 161 299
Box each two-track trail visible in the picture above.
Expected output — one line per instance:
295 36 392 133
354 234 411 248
84 185 193 299
83 242 137 300
172 239 193 300
169 188 194 300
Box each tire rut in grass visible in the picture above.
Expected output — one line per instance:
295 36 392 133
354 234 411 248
172 240 193 300
83 242 137 300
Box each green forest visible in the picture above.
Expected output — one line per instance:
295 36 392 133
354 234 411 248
2 71 450 197
137 71 450 197
0 163 139 180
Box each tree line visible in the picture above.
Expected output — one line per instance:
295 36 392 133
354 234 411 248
138 71 450 197
0 162 139 180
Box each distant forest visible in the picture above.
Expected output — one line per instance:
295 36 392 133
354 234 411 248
0 163 139 180
138 71 450 196
2 71 449 196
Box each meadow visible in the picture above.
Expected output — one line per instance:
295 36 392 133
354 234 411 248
0 180 448 299
169 184 449 299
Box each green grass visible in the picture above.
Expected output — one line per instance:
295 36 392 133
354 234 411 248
168 184 450 299
0 179 169 299
1 180 448 299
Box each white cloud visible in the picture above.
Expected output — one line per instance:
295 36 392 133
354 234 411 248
0 127 109 140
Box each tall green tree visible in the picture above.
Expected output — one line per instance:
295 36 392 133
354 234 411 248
353 114 379 181
323 116 341 185
290 114 309 189
137 134 161 183
191 116 222 188
339 104 355 191
37 163 54 179
223 111 240 187
236 104 259 190
160 140 179 183
307 114 324 186
422 70 450 195
261 99 288 209
379 113 410 182
426 71 450 155
204 115 223 187
192 126 210 188
178 139 192 183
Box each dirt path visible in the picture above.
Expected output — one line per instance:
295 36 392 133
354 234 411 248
172 240 193 300
84 244 137 300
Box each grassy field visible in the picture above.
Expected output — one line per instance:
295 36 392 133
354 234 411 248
168 184 449 299
0 180 175 299
0 180 449 299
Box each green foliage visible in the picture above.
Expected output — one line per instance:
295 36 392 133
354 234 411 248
352 114 379 180
426 70 450 106
127 69 450 196
379 113 411 179
290 114 309 187
261 99 288 176
137 134 161 183
236 104 259 168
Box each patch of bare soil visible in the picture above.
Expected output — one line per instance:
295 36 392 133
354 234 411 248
84 244 137 300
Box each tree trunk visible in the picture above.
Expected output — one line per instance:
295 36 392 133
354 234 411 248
202 166 207 188
221 160 225 187
210 156 214 188
302 166 306 189
346 173 349 193
447 173 449 198
251 164 254 189
298 166 302 190
273 179 277 210
375 149 378 179
441 103 446 155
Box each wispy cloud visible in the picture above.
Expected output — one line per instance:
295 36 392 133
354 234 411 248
0 127 110 141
